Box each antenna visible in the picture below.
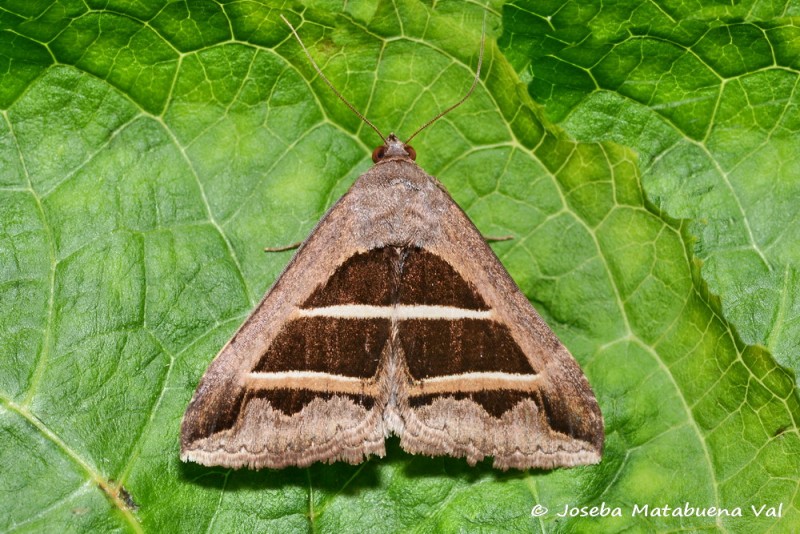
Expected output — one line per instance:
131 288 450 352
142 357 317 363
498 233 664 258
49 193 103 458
404 15 486 145
281 13 486 147
281 15 386 143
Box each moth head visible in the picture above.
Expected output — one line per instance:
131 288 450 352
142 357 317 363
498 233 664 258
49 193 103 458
372 134 416 163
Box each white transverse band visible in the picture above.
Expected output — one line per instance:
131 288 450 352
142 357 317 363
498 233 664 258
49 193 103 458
246 371 540 395
246 371 377 395
298 304 493 320
413 372 541 394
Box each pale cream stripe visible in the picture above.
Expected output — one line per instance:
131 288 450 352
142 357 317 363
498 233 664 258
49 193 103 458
298 304 493 320
246 371 378 395
410 372 541 395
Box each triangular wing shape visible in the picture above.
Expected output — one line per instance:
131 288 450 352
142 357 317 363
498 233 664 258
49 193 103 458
180 172 392 469
180 155 603 470
385 173 604 470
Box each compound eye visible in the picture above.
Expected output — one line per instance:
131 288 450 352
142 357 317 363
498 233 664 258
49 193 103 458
405 145 416 161
372 146 386 163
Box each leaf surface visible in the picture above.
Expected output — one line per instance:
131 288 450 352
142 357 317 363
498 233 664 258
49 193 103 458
0 1 798 532
500 0 800 376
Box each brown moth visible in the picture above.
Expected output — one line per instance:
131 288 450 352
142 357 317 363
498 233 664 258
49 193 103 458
180 15 603 470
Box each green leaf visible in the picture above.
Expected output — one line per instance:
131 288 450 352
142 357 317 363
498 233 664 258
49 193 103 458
1 1 798 532
500 0 800 378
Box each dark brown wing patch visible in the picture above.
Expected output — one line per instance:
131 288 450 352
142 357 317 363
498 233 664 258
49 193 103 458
399 319 534 378
304 248 396 306
398 248 488 308
409 391 533 418
247 389 376 416
254 317 388 377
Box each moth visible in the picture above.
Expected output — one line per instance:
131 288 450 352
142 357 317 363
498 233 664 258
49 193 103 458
181 15 603 471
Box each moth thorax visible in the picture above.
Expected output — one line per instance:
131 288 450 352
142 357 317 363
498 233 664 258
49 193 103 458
372 133 416 163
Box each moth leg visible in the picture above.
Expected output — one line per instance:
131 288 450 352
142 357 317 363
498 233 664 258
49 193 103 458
264 241 302 252
483 234 514 243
